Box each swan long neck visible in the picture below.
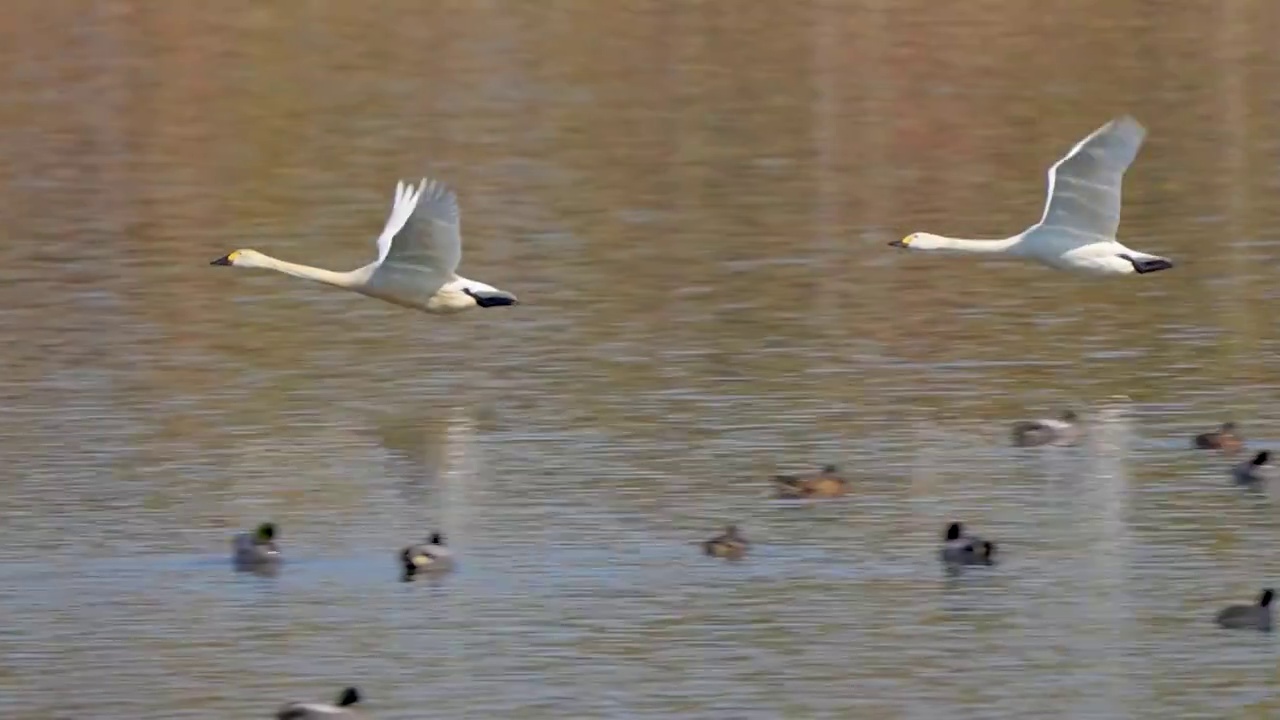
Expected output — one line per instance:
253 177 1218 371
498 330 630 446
927 235 1023 254
253 253 357 288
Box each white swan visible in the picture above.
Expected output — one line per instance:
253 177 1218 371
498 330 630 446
211 177 518 312
891 116 1173 276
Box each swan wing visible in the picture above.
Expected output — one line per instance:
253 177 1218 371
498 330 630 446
374 177 463 277
1034 115 1146 244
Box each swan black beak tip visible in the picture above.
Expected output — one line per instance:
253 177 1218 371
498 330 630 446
887 240 906 248
210 254 233 266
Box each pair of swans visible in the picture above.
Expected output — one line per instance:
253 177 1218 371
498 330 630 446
893 115 1174 276
211 115 1170 316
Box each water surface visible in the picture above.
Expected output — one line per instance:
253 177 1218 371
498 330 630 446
2 2 1280 718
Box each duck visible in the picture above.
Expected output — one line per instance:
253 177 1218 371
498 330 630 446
231 522 281 570
703 524 749 559
276 686 362 719
1214 589 1273 631
1193 421 1243 453
1011 410 1079 447
211 176 518 314
1231 450 1271 486
939 522 997 566
890 115 1174 276
401 531 455 580
772 465 847 499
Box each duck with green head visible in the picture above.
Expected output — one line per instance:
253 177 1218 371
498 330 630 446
401 531 455 581
232 522 281 571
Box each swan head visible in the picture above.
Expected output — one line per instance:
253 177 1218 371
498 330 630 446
890 232 950 250
210 249 269 268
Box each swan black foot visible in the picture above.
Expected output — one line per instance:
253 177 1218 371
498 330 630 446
462 288 519 308
1118 254 1174 274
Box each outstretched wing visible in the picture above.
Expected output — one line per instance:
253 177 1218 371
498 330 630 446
1036 115 1146 241
373 176 463 276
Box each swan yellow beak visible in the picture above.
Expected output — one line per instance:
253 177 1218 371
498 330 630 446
411 555 430 568
889 235 912 248
210 251 239 266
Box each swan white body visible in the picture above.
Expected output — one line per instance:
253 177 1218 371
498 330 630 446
891 116 1173 276
212 177 518 313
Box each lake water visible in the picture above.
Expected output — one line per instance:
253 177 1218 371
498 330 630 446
2 2 1280 718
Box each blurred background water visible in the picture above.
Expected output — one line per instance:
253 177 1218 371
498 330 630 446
1 1 1280 718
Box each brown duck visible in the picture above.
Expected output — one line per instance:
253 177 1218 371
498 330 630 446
1193 421 1243 453
772 464 847 499
703 524 749 559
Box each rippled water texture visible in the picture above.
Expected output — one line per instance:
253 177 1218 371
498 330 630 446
2 2 1280 718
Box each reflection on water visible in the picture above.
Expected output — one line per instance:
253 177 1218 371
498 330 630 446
2 1 1280 718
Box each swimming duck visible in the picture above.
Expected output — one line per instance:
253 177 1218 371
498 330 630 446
703 524 749 559
1193 421 1243 453
1231 450 1271 486
772 465 847 499
1011 410 1079 447
1214 589 1273 631
232 522 281 570
939 522 997 566
276 686 362 719
401 531 455 580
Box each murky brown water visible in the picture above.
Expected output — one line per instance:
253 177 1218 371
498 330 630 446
3 2 1280 718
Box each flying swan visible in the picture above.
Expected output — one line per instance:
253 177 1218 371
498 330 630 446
211 177 518 313
890 116 1173 276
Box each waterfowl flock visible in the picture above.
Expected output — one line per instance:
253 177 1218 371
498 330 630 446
208 114 1277 714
